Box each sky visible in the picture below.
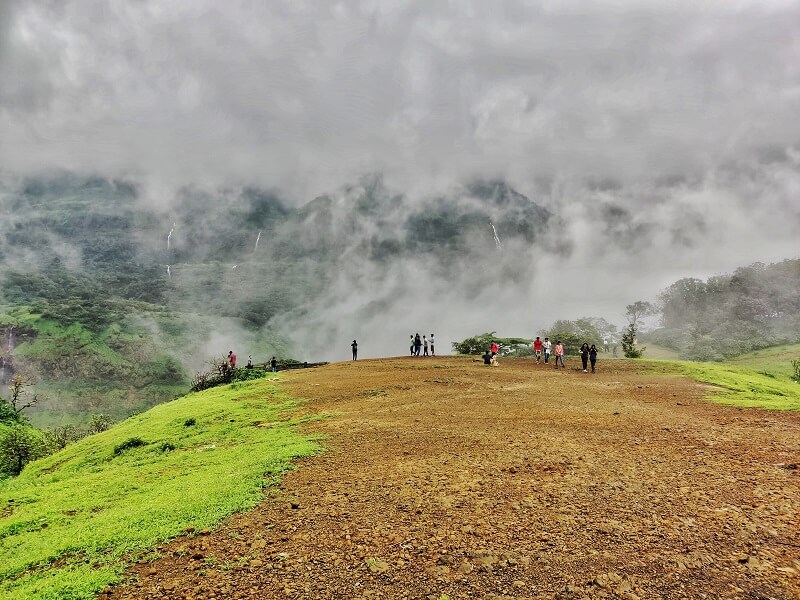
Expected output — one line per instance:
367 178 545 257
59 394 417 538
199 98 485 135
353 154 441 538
1 0 799 358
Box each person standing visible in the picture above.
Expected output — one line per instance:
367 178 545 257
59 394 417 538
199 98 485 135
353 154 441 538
554 340 565 368
603 338 609 352
270 356 277 372
430 333 435 356
228 350 237 368
414 333 422 356
543 337 552 364
410 335 415 356
490 340 499 357
533 337 543 363
351 340 358 361
589 344 598 373
580 343 590 372
423 335 429 356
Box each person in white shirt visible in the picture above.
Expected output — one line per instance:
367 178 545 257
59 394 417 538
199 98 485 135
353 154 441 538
543 337 552 364
430 334 435 356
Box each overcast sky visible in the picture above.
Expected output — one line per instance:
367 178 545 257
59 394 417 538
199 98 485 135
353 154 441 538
1 0 799 355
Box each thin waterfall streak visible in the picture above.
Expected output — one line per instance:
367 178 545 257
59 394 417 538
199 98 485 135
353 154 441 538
490 221 502 251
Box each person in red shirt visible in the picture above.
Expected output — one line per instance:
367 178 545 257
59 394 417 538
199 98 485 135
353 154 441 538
533 337 543 363
228 350 237 368
490 341 499 357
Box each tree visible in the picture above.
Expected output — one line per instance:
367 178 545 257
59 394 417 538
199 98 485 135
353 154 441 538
451 332 532 356
544 319 602 355
622 301 653 358
6 375 40 416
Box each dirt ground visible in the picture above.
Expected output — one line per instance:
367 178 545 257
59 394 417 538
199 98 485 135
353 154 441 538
106 357 800 600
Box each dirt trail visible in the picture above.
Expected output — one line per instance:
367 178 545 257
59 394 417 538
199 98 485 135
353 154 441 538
107 357 800 599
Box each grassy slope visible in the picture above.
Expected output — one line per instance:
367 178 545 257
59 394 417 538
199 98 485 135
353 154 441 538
647 343 800 411
2 305 291 427
0 377 323 600
639 344 682 360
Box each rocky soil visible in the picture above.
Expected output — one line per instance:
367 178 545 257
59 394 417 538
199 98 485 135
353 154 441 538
105 357 800 599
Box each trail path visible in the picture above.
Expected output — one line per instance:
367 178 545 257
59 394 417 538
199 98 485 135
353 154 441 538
107 357 800 599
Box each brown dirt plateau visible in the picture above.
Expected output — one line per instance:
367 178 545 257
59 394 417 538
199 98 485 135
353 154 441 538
106 357 800 600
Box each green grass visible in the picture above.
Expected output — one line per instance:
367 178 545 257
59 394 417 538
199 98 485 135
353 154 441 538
721 342 800 380
675 361 800 410
0 378 324 599
634 342 800 411
639 344 681 360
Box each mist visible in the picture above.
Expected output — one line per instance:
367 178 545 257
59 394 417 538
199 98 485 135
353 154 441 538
1 0 799 362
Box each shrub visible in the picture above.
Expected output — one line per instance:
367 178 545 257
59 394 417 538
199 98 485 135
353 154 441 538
45 424 85 451
113 437 147 456
0 425 48 476
184 417 196 427
452 332 531 356
87 414 113 434
190 357 236 392
232 367 268 383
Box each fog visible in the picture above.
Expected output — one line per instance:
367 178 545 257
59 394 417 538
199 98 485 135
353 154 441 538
1 0 799 361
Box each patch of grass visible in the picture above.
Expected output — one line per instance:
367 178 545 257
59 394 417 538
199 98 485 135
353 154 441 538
0 379 323 599
670 361 800 411
723 343 800 380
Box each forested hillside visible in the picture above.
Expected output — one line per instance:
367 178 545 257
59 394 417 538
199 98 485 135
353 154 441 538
648 259 800 360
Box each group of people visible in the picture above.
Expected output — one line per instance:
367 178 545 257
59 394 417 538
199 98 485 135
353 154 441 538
481 340 501 365
228 350 279 372
409 333 434 356
529 337 599 372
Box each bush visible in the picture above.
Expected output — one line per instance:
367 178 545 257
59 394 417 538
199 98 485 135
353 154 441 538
451 332 532 356
45 424 85 451
113 437 147 456
232 368 268 382
190 357 236 392
87 414 113 434
0 397 22 426
184 417 196 427
0 425 48 476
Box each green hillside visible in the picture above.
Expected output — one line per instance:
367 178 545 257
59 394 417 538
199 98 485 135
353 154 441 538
0 377 323 600
645 343 800 411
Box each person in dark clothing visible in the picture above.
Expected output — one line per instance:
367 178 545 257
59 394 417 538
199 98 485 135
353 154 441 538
482 350 493 365
589 345 598 373
430 334 435 356
351 340 358 361
580 343 590 372
414 333 422 356
270 356 277 372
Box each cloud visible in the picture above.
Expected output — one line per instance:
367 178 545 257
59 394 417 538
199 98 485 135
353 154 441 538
0 1 798 360
1 1 799 197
